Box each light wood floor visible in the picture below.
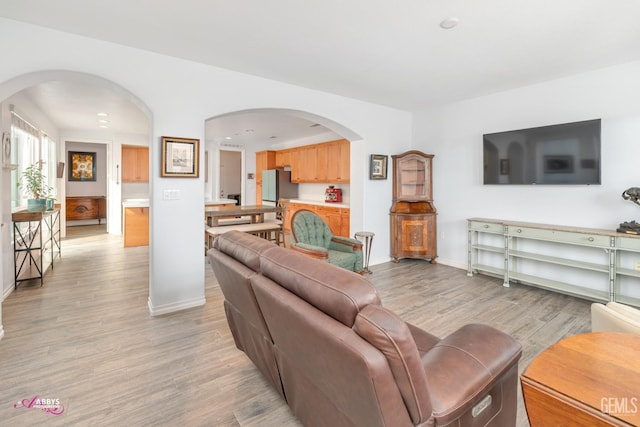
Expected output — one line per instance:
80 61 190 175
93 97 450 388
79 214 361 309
0 226 591 426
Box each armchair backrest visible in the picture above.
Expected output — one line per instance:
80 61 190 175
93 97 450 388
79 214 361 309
291 209 333 249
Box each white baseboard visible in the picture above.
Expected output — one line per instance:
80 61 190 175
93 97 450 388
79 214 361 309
147 296 206 316
435 258 467 271
370 257 467 271
2 284 14 302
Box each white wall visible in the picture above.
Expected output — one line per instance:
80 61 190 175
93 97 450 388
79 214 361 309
414 60 640 269
0 18 411 325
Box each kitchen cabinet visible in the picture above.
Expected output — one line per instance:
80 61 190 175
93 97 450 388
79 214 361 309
285 202 349 238
326 139 350 183
255 150 276 205
289 139 350 184
390 151 437 262
124 207 149 247
310 144 328 182
122 145 149 182
275 149 292 168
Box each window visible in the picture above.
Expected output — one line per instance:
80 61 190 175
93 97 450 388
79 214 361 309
10 110 57 209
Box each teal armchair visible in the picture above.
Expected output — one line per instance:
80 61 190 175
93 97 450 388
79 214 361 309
290 209 364 273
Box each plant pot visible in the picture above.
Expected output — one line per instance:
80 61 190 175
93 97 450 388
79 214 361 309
46 199 55 210
27 199 47 212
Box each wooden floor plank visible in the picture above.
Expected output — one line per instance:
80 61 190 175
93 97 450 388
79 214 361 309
0 225 592 426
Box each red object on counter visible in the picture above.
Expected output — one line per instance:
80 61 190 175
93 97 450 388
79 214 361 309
325 186 342 203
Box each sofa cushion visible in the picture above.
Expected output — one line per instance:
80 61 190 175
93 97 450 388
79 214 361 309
259 245 380 327
213 230 275 272
354 304 434 425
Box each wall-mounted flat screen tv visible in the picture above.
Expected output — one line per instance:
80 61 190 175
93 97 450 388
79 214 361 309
483 119 601 185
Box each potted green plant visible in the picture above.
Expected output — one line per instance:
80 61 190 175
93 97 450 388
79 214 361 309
18 163 53 212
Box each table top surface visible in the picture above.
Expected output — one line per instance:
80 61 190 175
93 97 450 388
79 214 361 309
204 204 281 215
522 332 640 424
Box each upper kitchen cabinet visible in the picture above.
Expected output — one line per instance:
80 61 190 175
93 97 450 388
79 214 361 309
275 149 292 168
122 145 149 182
326 139 350 183
297 144 327 182
289 139 349 184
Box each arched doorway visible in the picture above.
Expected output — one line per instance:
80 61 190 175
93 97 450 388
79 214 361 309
0 70 153 337
205 108 362 206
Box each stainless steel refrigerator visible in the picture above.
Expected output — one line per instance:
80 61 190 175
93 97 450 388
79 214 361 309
262 169 298 203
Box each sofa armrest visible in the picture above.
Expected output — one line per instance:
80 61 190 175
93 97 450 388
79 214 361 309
606 301 640 322
591 302 640 333
422 324 522 425
330 236 363 252
290 242 329 260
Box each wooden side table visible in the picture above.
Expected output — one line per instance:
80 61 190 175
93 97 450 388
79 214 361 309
521 332 640 426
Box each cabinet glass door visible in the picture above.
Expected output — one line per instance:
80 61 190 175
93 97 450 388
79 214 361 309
396 155 431 201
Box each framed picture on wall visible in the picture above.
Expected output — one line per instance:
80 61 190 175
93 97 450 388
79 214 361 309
68 151 96 181
370 154 388 180
161 136 199 178
2 132 16 169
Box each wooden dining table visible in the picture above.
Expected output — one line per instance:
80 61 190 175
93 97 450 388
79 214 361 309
205 204 281 227
521 332 640 426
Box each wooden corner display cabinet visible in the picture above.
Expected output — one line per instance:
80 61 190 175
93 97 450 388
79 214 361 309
390 150 437 263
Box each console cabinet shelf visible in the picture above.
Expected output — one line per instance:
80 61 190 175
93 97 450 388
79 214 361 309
468 218 640 307
12 209 61 288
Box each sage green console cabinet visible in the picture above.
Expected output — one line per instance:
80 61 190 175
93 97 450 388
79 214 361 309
468 218 640 307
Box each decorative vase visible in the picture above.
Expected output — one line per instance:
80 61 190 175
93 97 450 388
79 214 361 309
27 199 47 212
46 199 55 210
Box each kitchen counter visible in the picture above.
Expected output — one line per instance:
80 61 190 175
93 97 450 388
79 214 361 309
288 199 349 208
205 199 238 206
122 198 149 208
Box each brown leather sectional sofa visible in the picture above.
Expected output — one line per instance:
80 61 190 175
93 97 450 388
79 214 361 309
208 230 522 426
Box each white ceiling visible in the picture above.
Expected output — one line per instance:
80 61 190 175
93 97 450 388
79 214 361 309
3 0 640 139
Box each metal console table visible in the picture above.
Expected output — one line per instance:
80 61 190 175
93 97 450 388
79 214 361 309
12 208 61 288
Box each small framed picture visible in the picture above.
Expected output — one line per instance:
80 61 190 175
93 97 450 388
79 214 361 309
370 154 388 180
2 132 12 168
161 136 199 178
69 151 96 181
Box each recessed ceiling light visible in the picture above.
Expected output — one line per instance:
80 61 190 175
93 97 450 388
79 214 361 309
99 125 108 129
97 112 108 117
225 136 232 140
439 17 459 29
98 119 109 123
